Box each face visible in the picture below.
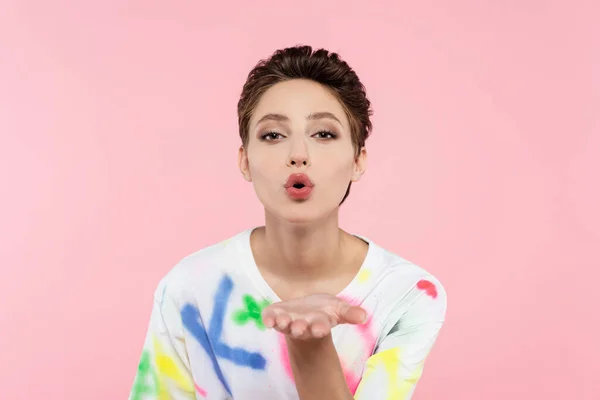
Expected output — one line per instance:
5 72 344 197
238 79 367 224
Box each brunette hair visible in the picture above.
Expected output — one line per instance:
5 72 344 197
237 45 373 204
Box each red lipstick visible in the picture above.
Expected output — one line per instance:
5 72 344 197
284 173 314 200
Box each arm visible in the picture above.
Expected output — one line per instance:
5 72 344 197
129 281 196 400
354 277 447 399
286 335 354 400
261 294 368 400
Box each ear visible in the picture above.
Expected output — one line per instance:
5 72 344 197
238 145 252 182
351 147 367 182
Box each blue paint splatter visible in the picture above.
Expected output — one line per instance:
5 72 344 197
181 274 267 396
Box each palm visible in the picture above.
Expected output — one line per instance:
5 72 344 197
261 294 367 340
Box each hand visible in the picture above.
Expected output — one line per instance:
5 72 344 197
261 294 367 340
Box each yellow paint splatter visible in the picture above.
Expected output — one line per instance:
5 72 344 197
153 336 195 399
357 269 371 283
354 348 423 400
397 362 424 399
378 348 401 399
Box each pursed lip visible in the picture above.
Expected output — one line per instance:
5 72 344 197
284 173 314 189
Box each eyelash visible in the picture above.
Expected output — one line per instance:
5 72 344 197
314 130 337 140
259 130 338 141
260 131 284 141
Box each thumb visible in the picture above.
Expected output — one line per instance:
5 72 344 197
338 302 368 325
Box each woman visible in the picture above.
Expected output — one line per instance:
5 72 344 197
129 45 447 400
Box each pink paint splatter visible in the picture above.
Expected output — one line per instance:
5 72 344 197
344 368 361 395
279 333 294 380
339 295 377 358
416 279 438 298
194 382 207 398
339 295 377 393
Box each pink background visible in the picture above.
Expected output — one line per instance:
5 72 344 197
1 1 599 399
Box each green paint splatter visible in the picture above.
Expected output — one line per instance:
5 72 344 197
232 295 271 330
130 350 158 400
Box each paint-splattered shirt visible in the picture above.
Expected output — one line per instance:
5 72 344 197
129 228 447 399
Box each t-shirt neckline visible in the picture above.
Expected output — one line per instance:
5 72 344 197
235 227 381 304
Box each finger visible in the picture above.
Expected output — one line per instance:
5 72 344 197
275 313 292 333
290 319 308 338
339 304 368 325
309 316 332 339
262 306 283 329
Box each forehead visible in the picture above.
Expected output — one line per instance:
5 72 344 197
250 79 350 129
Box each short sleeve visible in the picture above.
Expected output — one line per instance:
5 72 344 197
128 281 197 400
354 276 447 400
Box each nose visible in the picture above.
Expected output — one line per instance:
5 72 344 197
286 142 311 167
288 156 309 167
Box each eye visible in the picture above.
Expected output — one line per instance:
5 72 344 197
313 130 337 140
260 131 284 141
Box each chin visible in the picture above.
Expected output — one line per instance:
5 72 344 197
268 201 338 225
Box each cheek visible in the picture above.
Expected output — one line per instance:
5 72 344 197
248 152 282 186
324 154 356 181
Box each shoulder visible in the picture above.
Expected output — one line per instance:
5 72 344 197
363 237 447 298
359 238 447 330
152 229 251 305
380 246 447 304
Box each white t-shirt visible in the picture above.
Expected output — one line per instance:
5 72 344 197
129 228 447 400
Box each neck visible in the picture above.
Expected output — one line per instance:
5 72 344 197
253 211 348 282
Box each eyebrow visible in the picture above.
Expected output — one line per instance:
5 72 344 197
255 112 342 125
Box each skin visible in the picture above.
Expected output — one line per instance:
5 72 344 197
238 78 369 399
